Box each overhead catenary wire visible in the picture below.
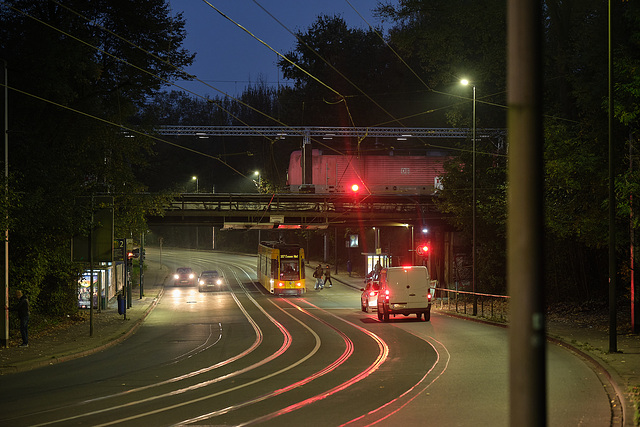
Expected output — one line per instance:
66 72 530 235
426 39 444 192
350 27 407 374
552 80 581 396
50 0 354 159
7 0 504 190
198 0 356 155
251 0 508 153
46 0 288 146
346 0 578 125
0 82 249 179
5 1 344 184
252 0 411 139
47 0 354 159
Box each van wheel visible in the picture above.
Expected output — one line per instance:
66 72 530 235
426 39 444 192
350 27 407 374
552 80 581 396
424 310 431 321
377 309 383 321
383 308 390 322
361 301 367 312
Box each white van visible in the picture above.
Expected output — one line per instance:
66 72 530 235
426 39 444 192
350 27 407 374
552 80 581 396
376 266 433 322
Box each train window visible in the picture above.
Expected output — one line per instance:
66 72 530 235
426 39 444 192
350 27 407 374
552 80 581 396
280 259 299 280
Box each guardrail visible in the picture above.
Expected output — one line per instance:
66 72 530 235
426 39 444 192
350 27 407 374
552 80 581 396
433 288 509 322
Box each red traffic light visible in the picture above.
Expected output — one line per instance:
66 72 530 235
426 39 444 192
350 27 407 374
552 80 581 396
416 245 429 256
127 252 134 259
350 183 360 192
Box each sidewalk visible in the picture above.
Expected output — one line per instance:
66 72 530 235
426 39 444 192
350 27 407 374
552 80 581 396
0 261 169 375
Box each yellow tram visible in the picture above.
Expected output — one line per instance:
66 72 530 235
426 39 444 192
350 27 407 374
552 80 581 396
257 241 306 296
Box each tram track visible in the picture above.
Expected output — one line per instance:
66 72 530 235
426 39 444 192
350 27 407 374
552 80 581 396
5 252 441 427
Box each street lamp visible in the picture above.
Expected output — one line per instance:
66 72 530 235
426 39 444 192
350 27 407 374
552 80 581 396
192 176 198 193
253 171 261 191
461 78 477 316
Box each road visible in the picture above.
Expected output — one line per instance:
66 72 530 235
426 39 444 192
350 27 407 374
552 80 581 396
0 249 611 426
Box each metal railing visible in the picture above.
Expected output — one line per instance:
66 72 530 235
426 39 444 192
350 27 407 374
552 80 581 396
433 288 510 322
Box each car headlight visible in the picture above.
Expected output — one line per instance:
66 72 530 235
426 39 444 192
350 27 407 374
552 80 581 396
216 279 222 285
173 274 179 279
189 274 194 279
199 280 204 285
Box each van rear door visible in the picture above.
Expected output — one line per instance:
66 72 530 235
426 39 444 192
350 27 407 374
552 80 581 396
386 266 430 309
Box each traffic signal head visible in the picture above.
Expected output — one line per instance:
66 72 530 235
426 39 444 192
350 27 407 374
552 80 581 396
416 244 430 256
350 183 359 193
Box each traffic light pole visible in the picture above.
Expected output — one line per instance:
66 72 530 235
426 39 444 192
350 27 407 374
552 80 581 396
139 232 144 299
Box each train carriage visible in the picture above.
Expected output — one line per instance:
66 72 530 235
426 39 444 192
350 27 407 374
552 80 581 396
287 149 449 195
257 241 306 296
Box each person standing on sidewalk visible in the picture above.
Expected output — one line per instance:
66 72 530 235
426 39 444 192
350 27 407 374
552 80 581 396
15 290 29 347
324 265 333 288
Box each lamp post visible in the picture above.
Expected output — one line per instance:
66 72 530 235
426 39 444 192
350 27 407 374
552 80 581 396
192 176 198 193
405 224 414 265
461 79 477 316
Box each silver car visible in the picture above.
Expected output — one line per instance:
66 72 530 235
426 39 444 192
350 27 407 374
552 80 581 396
360 279 380 312
198 270 225 292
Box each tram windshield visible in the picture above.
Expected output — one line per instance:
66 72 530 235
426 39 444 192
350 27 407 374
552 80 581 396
280 259 299 280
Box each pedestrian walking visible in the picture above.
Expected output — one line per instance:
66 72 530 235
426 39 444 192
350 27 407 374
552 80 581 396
15 290 29 347
324 264 333 288
314 264 324 290
374 261 382 280
347 260 352 277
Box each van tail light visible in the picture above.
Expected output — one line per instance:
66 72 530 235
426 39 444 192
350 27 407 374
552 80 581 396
369 291 376 297
384 289 390 301
428 293 432 301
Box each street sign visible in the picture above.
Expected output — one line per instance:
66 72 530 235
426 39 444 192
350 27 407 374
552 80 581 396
114 238 126 262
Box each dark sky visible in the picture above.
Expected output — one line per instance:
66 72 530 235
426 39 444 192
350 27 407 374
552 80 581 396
167 0 393 98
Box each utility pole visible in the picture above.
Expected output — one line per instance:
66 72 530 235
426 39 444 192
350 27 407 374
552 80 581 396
507 1 546 426
2 59 8 348
608 0 618 353
139 232 144 299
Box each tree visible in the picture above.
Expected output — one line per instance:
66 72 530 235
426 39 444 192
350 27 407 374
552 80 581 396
279 14 432 129
379 0 640 303
377 0 507 128
0 0 193 315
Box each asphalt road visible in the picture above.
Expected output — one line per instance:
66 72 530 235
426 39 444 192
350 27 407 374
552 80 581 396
0 249 612 426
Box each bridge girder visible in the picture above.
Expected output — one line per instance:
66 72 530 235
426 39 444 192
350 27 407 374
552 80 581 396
146 193 451 229
155 125 505 141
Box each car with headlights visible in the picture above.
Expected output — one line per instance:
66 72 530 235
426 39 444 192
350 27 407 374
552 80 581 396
173 267 195 286
198 270 225 291
360 278 380 313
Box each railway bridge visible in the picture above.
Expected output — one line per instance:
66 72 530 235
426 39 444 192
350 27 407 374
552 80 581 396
145 192 448 229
